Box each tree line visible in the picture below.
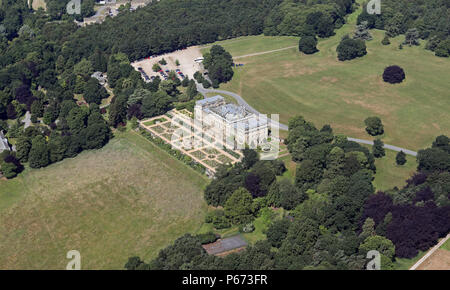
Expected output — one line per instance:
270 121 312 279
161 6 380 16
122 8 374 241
125 116 449 269
357 0 450 57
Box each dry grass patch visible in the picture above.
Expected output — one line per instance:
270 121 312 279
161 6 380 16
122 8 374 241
0 131 208 269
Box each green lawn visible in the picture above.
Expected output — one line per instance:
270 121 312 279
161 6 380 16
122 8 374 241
393 251 426 270
214 11 449 151
441 238 450 251
200 35 298 57
371 149 417 191
0 131 208 269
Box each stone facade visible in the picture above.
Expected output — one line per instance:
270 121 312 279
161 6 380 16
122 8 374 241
195 96 269 149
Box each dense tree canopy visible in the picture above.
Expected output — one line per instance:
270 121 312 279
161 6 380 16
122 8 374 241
357 0 450 57
203 45 234 86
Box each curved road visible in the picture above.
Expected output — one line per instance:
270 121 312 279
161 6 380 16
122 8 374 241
197 85 418 156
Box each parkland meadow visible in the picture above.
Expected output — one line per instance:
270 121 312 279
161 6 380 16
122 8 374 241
212 15 450 152
0 131 208 269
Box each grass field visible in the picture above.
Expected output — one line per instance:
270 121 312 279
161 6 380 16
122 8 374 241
200 35 298 57
213 10 449 151
0 131 208 269
371 148 417 191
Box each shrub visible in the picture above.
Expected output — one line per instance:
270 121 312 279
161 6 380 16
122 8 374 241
266 219 290 248
435 39 450 57
298 35 318 54
383 65 405 84
240 223 255 233
364 116 384 136
396 151 407 165
205 209 231 229
381 35 390 45
159 58 167 65
196 232 218 244
373 139 385 158
336 35 367 61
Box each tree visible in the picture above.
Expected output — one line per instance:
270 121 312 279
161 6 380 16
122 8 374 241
203 45 234 85
403 28 420 46
108 95 128 127
48 133 67 163
125 257 145 270
0 154 23 179
0 161 19 179
159 58 167 65
159 80 179 97
28 135 49 169
67 107 88 134
15 136 31 162
204 165 245 206
149 234 205 270
84 122 110 149
396 151 407 165
364 116 384 136
205 209 230 229
372 139 385 158
359 235 395 260
359 217 376 240
435 39 450 57
224 188 254 225
417 148 450 173
186 81 198 99
141 90 172 118
381 35 390 45
295 159 323 187
336 35 367 61
383 65 405 84
432 135 450 153
242 148 258 169
30 100 44 118
74 58 94 80
266 219 290 248
83 78 108 105
268 179 306 210
152 63 161 72
298 35 318 54
181 77 190 87
353 21 372 41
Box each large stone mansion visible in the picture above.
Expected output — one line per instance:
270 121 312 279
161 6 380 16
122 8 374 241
194 95 269 149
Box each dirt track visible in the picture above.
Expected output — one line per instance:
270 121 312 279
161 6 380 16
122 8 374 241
416 249 450 270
